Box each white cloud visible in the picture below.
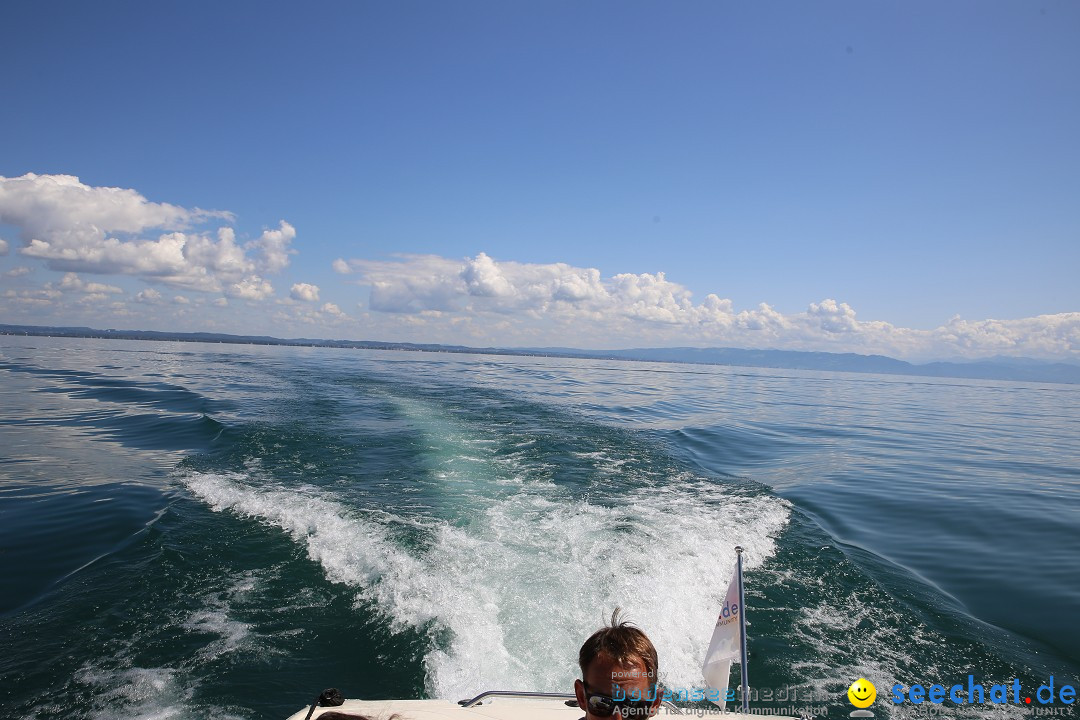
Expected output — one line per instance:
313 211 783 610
214 297 229 307
4 266 31 277
931 313 1080 358
290 282 320 302
265 298 353 332
183 227 252 278
807 298 859 333
332 252 1080 359
248 222 296 274
55 272 123 295
0 173 225 233
227 275 274 300
320 302 347 319
78 292 112 305
347 252 640 315
0 173 293 299
347 253 712 324
173 295 190 305
332 258 350 274
347 254 463 313
461 252 515 297
2 287 60 306
135 288 162 303
0 237 9 255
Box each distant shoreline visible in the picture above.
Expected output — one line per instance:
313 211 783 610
2 323 1078 385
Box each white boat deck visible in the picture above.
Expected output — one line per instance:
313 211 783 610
286 697 583 720
285 694 803 720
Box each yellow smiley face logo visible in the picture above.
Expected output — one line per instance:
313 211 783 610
848 678 876 708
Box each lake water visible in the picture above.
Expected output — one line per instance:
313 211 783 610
1 336 1077 719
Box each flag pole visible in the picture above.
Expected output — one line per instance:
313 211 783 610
735 546 749 714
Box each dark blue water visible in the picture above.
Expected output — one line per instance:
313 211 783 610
1 336 1077 719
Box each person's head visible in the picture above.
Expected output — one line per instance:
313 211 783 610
574 609 661 720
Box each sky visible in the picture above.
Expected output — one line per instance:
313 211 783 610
1 1 1078 360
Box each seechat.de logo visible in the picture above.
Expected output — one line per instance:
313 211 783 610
848 678 877 718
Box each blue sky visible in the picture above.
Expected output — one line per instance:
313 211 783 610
1 1 1078 359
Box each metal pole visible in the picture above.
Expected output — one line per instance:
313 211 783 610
736 546 749 714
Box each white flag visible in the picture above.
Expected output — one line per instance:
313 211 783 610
702 567 743 708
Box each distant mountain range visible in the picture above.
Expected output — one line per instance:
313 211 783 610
3 323 1079 384
516 345 1080 384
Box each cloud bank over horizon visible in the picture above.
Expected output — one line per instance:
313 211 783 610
332 252 1080 360
2 174 1078 361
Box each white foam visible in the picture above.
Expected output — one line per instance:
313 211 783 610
181 467 790 701
182 572 257 661
183 472 424 593
787 575 1035 720
75 666 190 720
54 570 268 720
420 475 790 698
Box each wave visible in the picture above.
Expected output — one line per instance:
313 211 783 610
180 464 789 700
